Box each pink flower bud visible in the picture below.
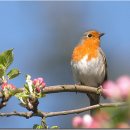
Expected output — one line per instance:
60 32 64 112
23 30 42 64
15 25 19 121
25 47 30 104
89 120 101 128
72 116 83 128
116 76 130 99
35 86 41 93
1 83 7 90
82 114 93 128
102 81 121 100
92 111 110 128
37 78 44 83
32 77 46 93
1 83 16 90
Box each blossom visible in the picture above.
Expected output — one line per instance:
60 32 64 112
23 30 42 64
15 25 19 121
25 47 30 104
32 78 46 93
72 112 110 128
82 114 94 128
72 114 102 128
102 75 130 100
102 81 121 100
116 76 130 99
1 83 16 90
72 116 83 128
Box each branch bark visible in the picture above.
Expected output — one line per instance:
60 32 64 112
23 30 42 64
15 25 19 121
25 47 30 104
0 85 100 112
0 102 126 118
0 84 100 98
43 84 99 94
0 111 44 118
45 102 126 117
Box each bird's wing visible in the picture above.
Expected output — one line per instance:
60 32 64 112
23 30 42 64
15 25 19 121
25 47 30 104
99 47 108 82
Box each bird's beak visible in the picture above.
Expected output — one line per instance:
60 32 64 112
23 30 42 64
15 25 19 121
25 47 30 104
100 33 105 38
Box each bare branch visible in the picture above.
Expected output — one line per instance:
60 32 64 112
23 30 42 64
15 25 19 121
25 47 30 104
13 85 98 95
0 85 100 110
0 97 10 109
0 85 99 98
0 102 126 118
43 85 98 94
0 111 44 118
0 101 7 109
44 102 126 117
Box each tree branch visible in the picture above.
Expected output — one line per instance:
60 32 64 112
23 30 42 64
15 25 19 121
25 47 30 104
0 102 126 118
43 84 98 94
44 102 126 117
0 84 99 98
0 111 44 118
1 85 99 97
0 96 10 109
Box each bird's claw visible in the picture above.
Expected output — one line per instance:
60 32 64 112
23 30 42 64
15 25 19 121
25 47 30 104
97 85 103 95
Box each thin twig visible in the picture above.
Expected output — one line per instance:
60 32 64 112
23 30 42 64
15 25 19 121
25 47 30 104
0 102 126 118
0 111 44 118
44 102 126 117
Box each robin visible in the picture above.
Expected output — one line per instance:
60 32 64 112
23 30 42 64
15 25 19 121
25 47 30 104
71 30 107 115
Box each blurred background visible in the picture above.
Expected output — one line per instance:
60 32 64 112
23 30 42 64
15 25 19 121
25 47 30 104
0 1 130 128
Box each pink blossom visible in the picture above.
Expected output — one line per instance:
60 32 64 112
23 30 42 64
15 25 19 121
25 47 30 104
72 116 83 128
92 111 110 128
32 77 46 93
103 76 130 100
89 120 101 128
82 114 93 128
73 112 110 128
1 83 16 90
116 76 130 99
102 81 121 100
35 86 41 93
72 114 102 128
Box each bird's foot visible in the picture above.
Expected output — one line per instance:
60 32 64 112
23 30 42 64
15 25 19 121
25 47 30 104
97 85 106 98
97 85 103 95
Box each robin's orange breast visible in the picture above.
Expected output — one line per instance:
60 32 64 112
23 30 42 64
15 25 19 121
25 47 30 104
72 38 100 62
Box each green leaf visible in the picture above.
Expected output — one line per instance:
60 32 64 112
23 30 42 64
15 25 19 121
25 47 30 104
0 64 5 78
0 49 14 69
7 68 20 79
33 124 43 129
24 83 30 93
50 126 60 129
15 92 29 99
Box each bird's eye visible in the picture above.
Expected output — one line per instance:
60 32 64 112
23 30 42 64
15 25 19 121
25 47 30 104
87 34 92 38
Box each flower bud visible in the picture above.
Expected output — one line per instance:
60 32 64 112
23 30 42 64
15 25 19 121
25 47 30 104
82 114 93 128
1 83 16 90
33 78 46 87
32 77 46 93
116 76 130 100
72 116 83 128
102 81 121 100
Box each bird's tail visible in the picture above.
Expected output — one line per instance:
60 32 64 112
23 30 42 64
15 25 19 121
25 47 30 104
87 93 100 116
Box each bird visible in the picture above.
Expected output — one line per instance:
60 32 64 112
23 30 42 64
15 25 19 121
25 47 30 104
71 30 107 115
